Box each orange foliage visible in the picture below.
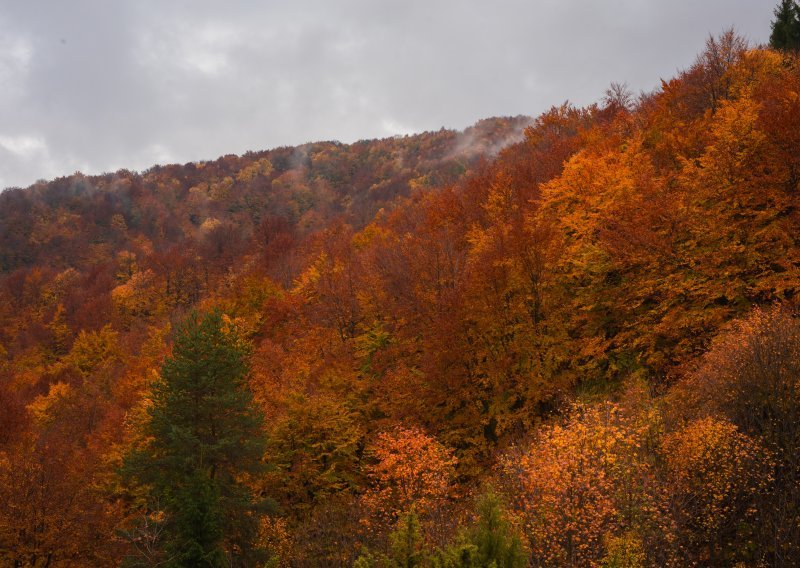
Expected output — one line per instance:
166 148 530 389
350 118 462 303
662 417 773 562
361 426 457 524
504 403 664 567
2 34 800 564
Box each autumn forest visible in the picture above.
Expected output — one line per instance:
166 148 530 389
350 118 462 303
2 14 800 568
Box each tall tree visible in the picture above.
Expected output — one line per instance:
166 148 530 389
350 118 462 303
123 310 269 566
770 0 800 51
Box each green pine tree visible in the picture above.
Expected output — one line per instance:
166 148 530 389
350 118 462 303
353 509 427 568
389 509 427 568
434 492 526 568
123 310 270 567
469 493 525 568
770 0 800 51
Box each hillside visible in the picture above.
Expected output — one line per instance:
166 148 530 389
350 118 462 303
2 33 800 567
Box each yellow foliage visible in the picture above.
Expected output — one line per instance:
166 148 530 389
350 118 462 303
27 381 72 426
236 157 274 183
111 268 158 324
63 325 120 377
505 403 661 567
662 416 773 542
199 217 222 232
209 176 234 200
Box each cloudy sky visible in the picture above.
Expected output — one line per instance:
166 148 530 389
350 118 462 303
0 1 771 190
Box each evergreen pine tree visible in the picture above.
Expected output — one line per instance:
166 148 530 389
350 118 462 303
468 493 525 568
388 509 426 568
770 0 800 51
123 310 269 567
433 492 526 568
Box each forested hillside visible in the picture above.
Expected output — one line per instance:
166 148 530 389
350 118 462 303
2 31 800 567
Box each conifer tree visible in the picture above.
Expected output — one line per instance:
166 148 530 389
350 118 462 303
434 492 526 568
123 310 269 567
352 509 427 568
468 493 526 567
770 0 800 51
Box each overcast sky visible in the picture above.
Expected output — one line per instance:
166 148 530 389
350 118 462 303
0 1 771 190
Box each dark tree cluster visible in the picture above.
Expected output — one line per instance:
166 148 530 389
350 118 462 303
771 0 800 51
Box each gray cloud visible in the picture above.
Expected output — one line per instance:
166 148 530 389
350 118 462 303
0 0 771 189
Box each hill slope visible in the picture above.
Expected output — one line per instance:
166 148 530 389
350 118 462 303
1 35 800 567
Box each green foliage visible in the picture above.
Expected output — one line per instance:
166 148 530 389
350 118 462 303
389 509 427 568
770 0 800 51
123 310 270 566
356 495 525 568
354 509 427 568
265 394 363 509
353 550 382 568
434 492 526 568
467 493 526 568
